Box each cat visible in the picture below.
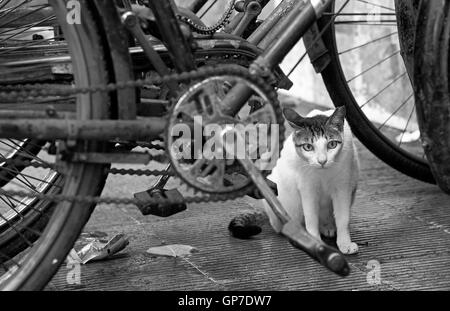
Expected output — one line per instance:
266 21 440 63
229 106 360 255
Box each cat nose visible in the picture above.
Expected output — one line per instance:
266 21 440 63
318 159 328 167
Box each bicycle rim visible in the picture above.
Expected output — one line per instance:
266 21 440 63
0 0 111 290
317 0 434 183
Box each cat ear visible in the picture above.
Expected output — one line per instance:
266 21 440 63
326 106 346 131
283 108 305 129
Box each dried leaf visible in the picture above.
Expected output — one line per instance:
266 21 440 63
146 244 198 258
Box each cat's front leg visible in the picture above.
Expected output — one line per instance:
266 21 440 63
332 188 359 255
300 193 322 241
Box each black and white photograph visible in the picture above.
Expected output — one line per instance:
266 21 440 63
0 0 449 298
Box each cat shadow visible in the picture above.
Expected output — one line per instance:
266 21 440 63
321 235 338 248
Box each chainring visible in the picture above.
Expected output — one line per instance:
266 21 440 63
166 68 284 195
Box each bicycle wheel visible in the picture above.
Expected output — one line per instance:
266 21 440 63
414 0 450 193
0 0 113 290
315 0 434 183
0 139 59 263
0 0 67 269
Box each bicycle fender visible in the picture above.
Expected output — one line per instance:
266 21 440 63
304 23 331 74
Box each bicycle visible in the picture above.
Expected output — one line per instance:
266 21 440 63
0 0 438 290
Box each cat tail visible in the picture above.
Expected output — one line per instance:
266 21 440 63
228 209 268 239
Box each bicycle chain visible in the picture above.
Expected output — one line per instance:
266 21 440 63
0 65 256 100
0 64 279 206
177 0 236 35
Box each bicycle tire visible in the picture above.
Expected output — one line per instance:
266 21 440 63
316 2 435 183
414 0 450 193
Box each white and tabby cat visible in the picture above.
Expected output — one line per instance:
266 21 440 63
229 106 360 255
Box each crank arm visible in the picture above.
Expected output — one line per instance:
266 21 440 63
221 127 350 276
281 221 350 276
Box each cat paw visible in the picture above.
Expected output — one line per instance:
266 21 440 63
337 242 359 255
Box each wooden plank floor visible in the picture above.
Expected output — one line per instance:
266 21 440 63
46 103 450 291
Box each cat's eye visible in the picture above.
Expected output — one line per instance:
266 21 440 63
302 144 314 152
328 141 340 149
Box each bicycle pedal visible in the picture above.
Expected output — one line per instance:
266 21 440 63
133 188 187 217
247 179 278 200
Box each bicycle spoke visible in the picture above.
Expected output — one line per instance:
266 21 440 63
0 139 56 224
346 50 400 83
287 0 351 77
0 193 44 225
0 192 44 221
9 172 36 190
0 0 15 11
334 21 397 26
0 213 33 247
5 140 44 157
0 36 64 56
0 166 59 190
0 165 53 194
0 195 22 217
0 140 49 165
326 12 396 17
398 105 416 147
1 193 24 208
0 0 33 20
356 0 395 12
339 31 398 55
0 173 35 192
359 72 407 109
0 15 55 42
0 3 49 29
378 93 413 130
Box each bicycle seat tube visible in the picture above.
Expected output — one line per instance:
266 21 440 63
147 0 196 72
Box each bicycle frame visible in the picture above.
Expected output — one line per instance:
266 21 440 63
0 0 332 140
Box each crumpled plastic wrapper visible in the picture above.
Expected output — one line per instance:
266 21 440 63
146 244 198 258
67 232 129 264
